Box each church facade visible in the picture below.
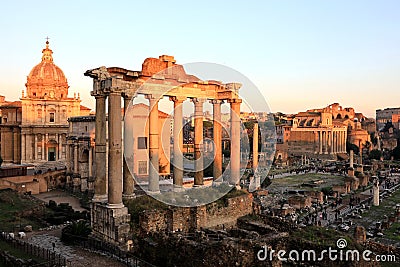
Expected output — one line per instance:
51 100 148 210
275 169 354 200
0 40 90 164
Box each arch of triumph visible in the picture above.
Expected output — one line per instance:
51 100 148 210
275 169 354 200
85 55 243 246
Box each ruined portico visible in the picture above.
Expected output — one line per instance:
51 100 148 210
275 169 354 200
85 55 243 247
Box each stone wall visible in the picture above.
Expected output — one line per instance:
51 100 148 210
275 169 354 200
139 193 253 234
0 170 65 194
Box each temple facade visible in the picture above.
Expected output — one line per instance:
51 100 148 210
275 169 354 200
86 55 243 248
0 41 91 164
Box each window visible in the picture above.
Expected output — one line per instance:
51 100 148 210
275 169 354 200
137 137 147 149
50 113 55 122
138 161 148 175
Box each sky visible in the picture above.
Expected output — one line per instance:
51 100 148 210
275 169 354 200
0 0 399 118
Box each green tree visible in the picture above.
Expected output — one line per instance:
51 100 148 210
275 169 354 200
346 142 359 155
369 149 382 160
61 220 92 244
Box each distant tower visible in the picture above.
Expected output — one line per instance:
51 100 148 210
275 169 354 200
372 176 380 206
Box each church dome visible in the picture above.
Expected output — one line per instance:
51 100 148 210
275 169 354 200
25 40 69 99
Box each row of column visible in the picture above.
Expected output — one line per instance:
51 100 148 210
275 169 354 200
66 142 93 178
316 130 346 154
93 92 243 205
20 133 65 162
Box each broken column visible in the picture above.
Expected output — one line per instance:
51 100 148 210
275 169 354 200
373 176 380 206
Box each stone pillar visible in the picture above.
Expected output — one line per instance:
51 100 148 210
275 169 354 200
229 99 242 186
93 95 107 202
55 133 59 161
66 143 71 173
193 98 205 186
349 150 354 168
89 146 93 178
212 100 223 182
58 134 62 160
74 143 78 174
122 96 135 199
171 96 185 190
21 134 26 162
319 131 323 154
253 122 259 170
107 92 123 207
147 95 160 193
35 134 38 160
373 176 379 206
41 134 45 160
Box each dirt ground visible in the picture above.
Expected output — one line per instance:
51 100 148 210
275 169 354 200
34 189 87 212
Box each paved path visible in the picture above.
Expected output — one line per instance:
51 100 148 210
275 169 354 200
25 230 126 267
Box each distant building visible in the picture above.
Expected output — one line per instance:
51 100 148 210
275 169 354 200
0 40 91 164
66 115 95 192
277 103 371 159
376 107 400 131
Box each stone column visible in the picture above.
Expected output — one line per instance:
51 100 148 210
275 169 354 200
329 131 333 154
74 143 78 174
93 95 107 202
89 146 93 178
193 98 205 186
66 143 71 173
147 95 160 193
21 134 26 162
41 134 45 160
35 134 38 160
107 92 123 207
319 131 323 154
58 134 62 160
123 96 135 199
314 131 319 154
253 122 259 170
212 100 223 182
55 134 59 161
229 99 242 186
349 150 354 168
170 96 185 190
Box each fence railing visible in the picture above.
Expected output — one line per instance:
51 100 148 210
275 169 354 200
63 234 155 267
0 233 71 267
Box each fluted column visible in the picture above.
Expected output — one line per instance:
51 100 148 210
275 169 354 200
93 95 107 202
193 98 205 186
229 99 242 186
147 95 160 193
212 100 223 182
107 92 123 207
170 96 185 190
123 96 135 199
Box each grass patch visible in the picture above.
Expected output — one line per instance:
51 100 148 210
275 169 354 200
0 189 47 232
268 173 345 193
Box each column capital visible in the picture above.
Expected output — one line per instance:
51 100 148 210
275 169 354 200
210 99 224 105
191 97 206 105
227 98 242 104
169 96 186 103
92 92 107 98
